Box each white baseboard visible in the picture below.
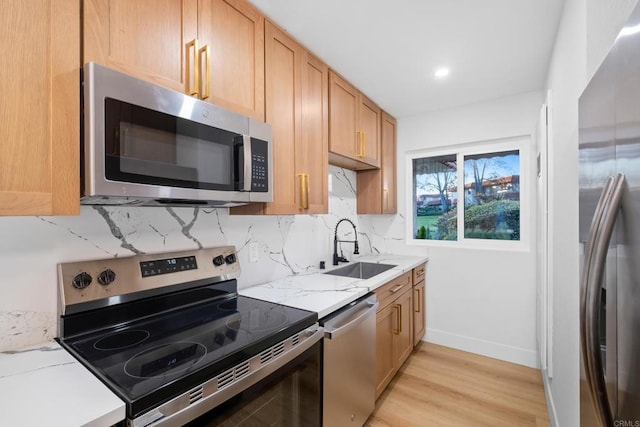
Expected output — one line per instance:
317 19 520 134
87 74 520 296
542 368 559 427
424 328 539 368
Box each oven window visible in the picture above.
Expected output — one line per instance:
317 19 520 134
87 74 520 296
104 98 239 191
185 342 321 427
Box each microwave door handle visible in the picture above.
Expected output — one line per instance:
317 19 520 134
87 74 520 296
242 135 252 191
583 172 625 427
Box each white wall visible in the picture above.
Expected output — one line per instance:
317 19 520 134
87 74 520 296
543 0 638 426
396 90 544 367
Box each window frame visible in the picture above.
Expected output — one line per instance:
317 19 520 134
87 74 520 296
405 135 531 251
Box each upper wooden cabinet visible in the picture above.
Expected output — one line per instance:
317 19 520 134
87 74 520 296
357 111 397 214
198 0 265 120
84 0 198 94
0 0 80 216
232 21 327 215
84 0 264 120
328 71 381 170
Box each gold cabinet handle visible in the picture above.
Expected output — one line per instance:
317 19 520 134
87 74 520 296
414 288 421 313
393 304 401 334
186 39 200 96
356 131 362 157
297 173 310 210
389 284 403 294
297 173 306 210
198 44 211 100
305 173 310 209
383 188 389 212
356 131 366 157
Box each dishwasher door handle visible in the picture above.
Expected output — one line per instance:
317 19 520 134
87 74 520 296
324 299 378 339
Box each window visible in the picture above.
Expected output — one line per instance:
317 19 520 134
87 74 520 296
408 137 528 247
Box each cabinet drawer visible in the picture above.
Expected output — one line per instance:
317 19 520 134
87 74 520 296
374 271 411 310
412 264 426 285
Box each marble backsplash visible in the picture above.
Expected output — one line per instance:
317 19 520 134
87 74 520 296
0 166 407 351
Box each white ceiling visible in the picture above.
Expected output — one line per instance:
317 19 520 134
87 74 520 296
248 0 566 118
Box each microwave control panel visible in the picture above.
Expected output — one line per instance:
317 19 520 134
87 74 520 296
251 138 269 192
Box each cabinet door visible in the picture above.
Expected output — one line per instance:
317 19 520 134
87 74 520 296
0 0 79 215
381 112 397 213
261 20 302 214
375 303 396 399
84 0 198 94
413 280 426 346
356 111 396 214
394 288 413 369
329 71 359 160
358 94 381 168
300 52 329 214
198 0 265 120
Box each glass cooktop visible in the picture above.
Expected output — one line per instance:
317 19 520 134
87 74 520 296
61 295 316 418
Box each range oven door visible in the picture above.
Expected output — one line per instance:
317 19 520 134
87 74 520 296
185 339 322 427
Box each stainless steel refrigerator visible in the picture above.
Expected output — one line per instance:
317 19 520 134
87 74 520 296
579 3 640 426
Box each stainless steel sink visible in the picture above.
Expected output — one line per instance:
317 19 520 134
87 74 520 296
324 262 396 279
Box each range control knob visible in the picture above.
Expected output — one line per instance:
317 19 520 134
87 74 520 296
224 253 237 265
71 272 93 290
97 269 116 286
213 255 225 267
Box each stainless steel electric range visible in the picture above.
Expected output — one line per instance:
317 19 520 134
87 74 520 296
56 246 323 427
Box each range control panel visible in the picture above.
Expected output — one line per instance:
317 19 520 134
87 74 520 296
58 246 240 311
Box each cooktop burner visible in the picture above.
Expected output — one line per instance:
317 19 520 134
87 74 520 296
227 309 289 332
124 342 208 378
94 329 150 351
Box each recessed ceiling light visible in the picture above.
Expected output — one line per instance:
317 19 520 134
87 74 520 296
434 67 450 78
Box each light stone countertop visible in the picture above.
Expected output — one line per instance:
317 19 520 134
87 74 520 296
240 254 428 319
0 341 125 427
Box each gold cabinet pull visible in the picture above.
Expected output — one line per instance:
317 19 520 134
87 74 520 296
383 188 389 212
414 288 421 313
356 131 365 157
198 44 211 100
297 173 306 210
389 284 403 294
186 39 200 96
393 304 401 334
305 173 310 209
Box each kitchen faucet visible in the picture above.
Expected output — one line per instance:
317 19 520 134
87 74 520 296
333 218 359 265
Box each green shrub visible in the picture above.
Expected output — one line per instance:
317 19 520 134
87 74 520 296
463 200 520 240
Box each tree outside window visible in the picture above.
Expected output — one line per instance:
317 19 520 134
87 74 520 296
463 150 520 240
412 154 457 240
411 147 521 243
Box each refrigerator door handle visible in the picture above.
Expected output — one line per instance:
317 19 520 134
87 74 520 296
582 172 625 427
580 176 614 386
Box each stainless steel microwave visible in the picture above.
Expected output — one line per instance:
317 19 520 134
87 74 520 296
81 62 272 207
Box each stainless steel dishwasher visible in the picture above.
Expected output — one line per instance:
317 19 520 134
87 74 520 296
320 292 378 427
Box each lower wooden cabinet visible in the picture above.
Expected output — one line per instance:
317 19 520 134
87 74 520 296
413 263 427 346
374 273 413 399
413 279 426 346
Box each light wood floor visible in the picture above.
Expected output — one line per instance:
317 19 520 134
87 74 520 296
366 343 550 427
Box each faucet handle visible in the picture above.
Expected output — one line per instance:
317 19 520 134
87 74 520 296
354 240 359 255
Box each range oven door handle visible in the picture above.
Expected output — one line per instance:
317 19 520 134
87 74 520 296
581 172 625 427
